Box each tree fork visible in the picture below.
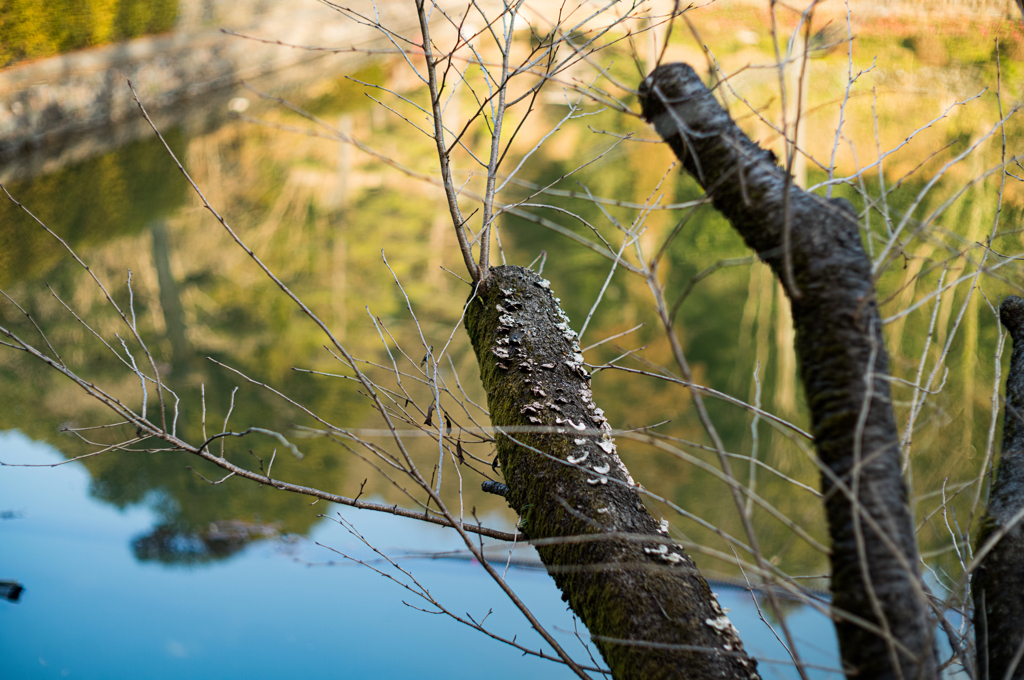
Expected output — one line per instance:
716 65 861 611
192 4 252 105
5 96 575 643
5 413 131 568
466 265 760 680
974 295 1024 680
639 63 937 680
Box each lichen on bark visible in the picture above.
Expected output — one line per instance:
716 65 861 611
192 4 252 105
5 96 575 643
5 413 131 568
465 265 759 680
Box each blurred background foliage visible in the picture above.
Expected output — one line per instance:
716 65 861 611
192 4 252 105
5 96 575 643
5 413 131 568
1 1 1023 587
0 0 178 68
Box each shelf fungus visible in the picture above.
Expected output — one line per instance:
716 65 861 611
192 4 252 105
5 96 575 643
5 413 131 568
567 450 589 465
705 615 741 639
644 543 686 565
468 265 758 677
554 321 579 343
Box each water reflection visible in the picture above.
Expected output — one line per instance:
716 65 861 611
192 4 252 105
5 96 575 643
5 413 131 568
0 432 605 679
133 519 281 565
1 431 849 678
0 5 1022 674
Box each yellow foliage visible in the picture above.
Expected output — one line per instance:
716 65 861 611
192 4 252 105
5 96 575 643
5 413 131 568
0 0 177 68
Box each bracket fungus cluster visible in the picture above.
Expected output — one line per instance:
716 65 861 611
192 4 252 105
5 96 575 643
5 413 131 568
466 265 759 680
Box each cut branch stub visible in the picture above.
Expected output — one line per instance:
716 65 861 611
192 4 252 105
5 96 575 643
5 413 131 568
466 265 759 680
639 63 937 680
974 295 1024 680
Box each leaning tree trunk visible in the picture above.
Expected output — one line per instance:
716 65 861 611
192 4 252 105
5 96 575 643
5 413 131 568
466 265 760 680
638 63 938 680
974 296 1024 680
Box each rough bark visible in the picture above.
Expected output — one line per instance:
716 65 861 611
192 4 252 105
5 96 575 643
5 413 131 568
466 265 760 680
638 63 937 680
974 295 1024 680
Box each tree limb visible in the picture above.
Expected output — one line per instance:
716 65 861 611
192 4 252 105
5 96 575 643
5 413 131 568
974 295 1024 680
639 62 937 680
465 265 760 680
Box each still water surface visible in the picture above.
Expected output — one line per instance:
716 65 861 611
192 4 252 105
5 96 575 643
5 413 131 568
0 430 839 678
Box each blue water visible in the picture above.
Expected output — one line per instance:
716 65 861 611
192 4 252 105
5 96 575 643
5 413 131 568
0 430 842 678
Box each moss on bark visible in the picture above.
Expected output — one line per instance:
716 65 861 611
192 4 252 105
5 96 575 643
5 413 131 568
466 265 759 680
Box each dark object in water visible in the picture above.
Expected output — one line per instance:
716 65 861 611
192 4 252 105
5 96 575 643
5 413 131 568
0 580 24 602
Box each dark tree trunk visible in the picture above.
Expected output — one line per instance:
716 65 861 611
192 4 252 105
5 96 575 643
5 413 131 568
465 265 760 680
638 63 937 680
974 296 1024 680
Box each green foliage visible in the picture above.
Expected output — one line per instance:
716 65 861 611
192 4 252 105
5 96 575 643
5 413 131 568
0 128 188 288
0 0 177 68
300 63 389 117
